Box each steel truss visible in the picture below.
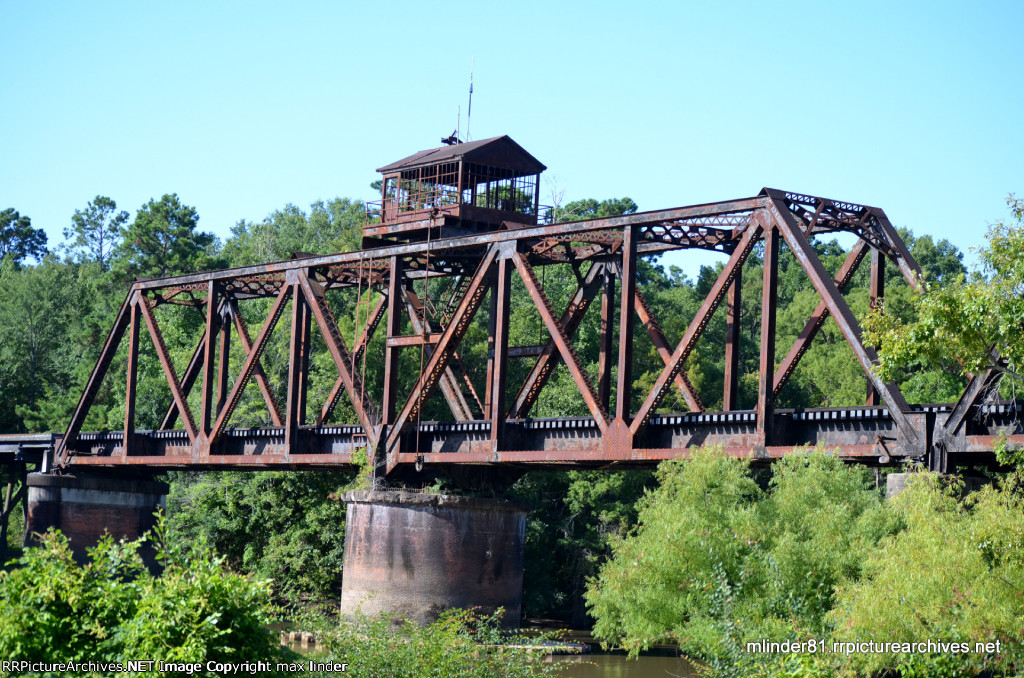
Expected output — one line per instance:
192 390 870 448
53 189 1022 474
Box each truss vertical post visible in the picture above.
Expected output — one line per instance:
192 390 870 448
598 270 615 412
484 279 498 419
216 305 232 416
296 289 311 426
199 281 220 441
723 268 742 410
285 282 305 452
757 226 780 445
616 225 637 423
866 247 885 406
381 256 403 444
489 255 512 455
123 297 140 456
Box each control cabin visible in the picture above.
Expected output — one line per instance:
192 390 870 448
364 135 546 245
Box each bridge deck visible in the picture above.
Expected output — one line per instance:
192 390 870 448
10 401 1020 471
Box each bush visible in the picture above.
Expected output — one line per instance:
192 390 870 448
0 521 294 676
585 446 894 677
165 470 352 602
830 472 1024 677
303 608 560 678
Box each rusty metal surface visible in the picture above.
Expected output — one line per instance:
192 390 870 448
47 187 1019 474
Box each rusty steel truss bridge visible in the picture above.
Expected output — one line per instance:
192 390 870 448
4 188 1021 480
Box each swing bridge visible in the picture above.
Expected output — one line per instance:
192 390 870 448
1 137 1021 485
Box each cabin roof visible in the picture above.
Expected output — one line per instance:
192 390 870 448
377 135 547 174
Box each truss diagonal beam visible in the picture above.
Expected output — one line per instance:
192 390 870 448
353 294 386 364
384 245 499 469
209 286 292 445
772 240 869 397
631 216 763 436
763 190 917 439
136 298 198 443
56 290 133 468
160 333 206 430
402 289 475 421
297 271 380 442
512 252 609 433
160 297 228 430
634 289 704 412
510 262 606 419
869 209 926 292
230 301 284 427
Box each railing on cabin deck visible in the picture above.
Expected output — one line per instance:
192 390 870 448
364 200 555 227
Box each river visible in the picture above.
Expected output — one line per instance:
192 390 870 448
551 652 699 677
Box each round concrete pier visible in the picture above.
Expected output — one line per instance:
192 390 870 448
26 473 167 563
340 491 527 626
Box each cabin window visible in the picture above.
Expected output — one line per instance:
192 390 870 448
391 162 460 215
462 163 538 216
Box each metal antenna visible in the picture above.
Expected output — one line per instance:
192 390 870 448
466 56 474 140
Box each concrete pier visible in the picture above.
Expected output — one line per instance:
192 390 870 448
340 491 527 626
25 473 167 563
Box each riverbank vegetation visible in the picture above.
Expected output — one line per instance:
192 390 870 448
0 523 558 677
585 448 1024 677
2 190 1021 676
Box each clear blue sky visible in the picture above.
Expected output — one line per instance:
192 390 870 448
3 0 1022 272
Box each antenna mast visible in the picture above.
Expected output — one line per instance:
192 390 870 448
466 57 474 140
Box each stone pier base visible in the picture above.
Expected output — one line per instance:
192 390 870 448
340 491 527 626
26 473 167 563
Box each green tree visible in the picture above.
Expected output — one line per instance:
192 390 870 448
0 256 86 432
555 197 638 222
115 194 220 280
166 470 352 601
865 194 1024 387
223 198 364 267
0 208 47 265
510 470 652 625
63 195 128 270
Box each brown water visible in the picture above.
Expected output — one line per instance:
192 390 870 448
551 653 700 677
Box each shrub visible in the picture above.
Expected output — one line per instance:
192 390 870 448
304 608 560 678
830 472 1024 677
0 521 294 676
165 470 351 602
585 446 894 677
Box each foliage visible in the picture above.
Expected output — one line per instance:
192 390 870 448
166 470 353 602
0 207 47 266
585 447 894 676
63 195 129 270
865 194 1024 387
554 197 638 222
115 193 222 280
0 255 90 432
510 470 652 625
304 608 560 678
0 523 292 676
830 472 1024 677
223 198 364 267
